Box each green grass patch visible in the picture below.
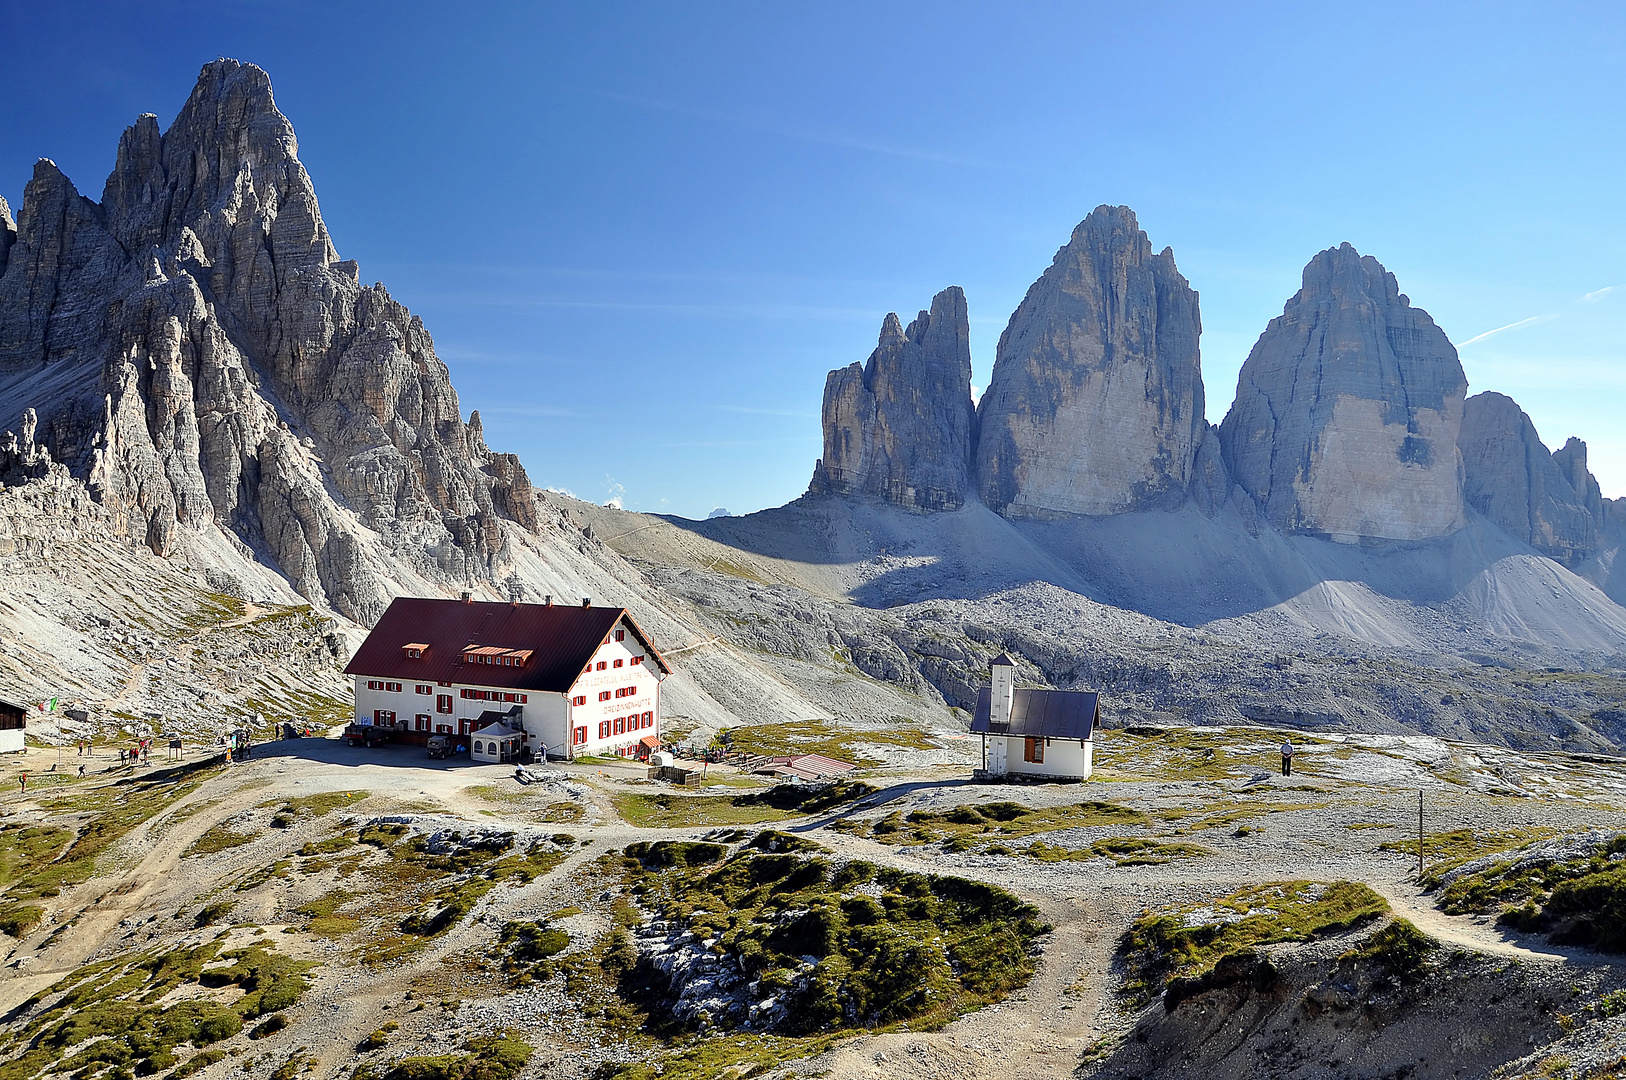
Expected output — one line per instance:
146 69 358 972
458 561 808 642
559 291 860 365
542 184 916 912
260 789 370 818
1435 833 1626 952
297 889 361 936
1155 798 1328 835
611 836 1047 1038
832 799 1143 846
184 824 258 857
0 775 205 920
0 940 313 1078
614 781 871 829
364 1032 531 1080
355 829 568 964
1380 826 1559 884
1025 837 1210 867
723 718 934 764
1339 918 1438 981
1118 880 1388 1006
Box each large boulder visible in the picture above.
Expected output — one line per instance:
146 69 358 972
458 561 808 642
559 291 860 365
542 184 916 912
974 205 1205 517
808 286 974 511
1459 392 1596 566
1218 244 1467 541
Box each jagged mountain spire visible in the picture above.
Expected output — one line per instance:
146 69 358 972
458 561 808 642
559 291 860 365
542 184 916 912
809 286 974 511
0 59 536 623
1218 243 1467 541
973 205 1205 517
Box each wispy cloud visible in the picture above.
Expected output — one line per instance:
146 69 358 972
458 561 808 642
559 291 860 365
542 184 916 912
1584 286 1619 303
582 88 996 168
1457 315 1557 348
604 477 625 510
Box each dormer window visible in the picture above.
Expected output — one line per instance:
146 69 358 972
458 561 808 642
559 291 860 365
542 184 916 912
403 642 430 659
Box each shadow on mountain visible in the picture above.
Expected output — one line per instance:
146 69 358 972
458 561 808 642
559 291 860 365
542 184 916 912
654 493 1626 654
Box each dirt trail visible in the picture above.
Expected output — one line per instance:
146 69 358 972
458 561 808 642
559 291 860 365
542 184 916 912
1366 879 1606 964
0 765 262 1010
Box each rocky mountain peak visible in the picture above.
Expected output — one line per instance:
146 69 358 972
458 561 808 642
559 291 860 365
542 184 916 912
1219 243 1467 541
809 286 975 511
974 204 1205 517
1459 392 1596 566
1553 437 1606 525
0 59 536 624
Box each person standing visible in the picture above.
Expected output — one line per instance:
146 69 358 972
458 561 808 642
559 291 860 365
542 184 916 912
1280 738 1294 776
17 773 26 794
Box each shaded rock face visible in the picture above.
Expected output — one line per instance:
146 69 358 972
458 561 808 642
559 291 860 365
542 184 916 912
1553 437 1606 526
808 287 974 511
1219 244 1467 542
1459 393 1596 566
974 205 1205 517
0 60 535 623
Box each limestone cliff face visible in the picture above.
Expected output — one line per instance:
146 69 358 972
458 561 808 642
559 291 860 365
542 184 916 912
0 197 14 278
0 60 535 623
1219 244 1467 542
808 287 974 511
1459 392 1596 566
974 205 1204 517
1553 438 1607 527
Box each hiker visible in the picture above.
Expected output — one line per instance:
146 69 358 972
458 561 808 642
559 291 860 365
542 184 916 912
77 763 85 778
17 773 25 794
118 748 126 764
1280 738 1294 776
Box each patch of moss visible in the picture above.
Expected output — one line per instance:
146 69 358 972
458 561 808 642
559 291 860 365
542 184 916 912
381 1032 532 1080
1339 918 1437 981
723 719 933 764
1155 798 1328 835
1439 834 1626 952
614 782 871 829
1383 827 1559 884
184 825 258 858
1118 880 1388 1007
0 940 312 1079
1025 837 1210 867
614 838 1047 1038
833 799 1143 846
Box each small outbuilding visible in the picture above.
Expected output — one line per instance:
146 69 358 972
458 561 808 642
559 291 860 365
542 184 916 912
471 724 522 764
971 654 1099 781
0 699 24 754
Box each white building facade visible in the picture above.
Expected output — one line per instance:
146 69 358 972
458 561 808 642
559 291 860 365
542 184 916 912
972 654 1098 781
346 597 670 761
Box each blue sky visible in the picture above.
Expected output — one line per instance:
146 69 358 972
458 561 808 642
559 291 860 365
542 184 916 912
2 2 1623 517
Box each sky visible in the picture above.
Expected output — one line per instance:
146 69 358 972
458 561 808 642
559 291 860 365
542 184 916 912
2 2 1623 518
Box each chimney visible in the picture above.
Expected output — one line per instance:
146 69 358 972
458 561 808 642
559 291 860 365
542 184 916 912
989 653 1016 729
581 596 592 608
544 595 553 607
460 591 472 603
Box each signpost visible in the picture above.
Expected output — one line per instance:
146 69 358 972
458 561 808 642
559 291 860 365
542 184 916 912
1418 790 1425 877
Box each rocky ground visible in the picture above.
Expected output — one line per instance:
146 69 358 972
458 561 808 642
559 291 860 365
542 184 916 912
0 722 1624 1079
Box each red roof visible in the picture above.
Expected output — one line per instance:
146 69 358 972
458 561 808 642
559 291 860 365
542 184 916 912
753 753 857 781
344 598 671 693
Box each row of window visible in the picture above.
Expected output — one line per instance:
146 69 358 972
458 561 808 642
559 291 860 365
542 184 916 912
365 681 403 693
574 686 641 704
593 655 645 672
459 689 528 703
572 711 654 744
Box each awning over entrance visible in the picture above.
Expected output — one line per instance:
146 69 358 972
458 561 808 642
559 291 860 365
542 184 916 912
639 735 660 749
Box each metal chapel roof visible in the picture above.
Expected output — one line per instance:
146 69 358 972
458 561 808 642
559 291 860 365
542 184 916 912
970 687 1100 740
